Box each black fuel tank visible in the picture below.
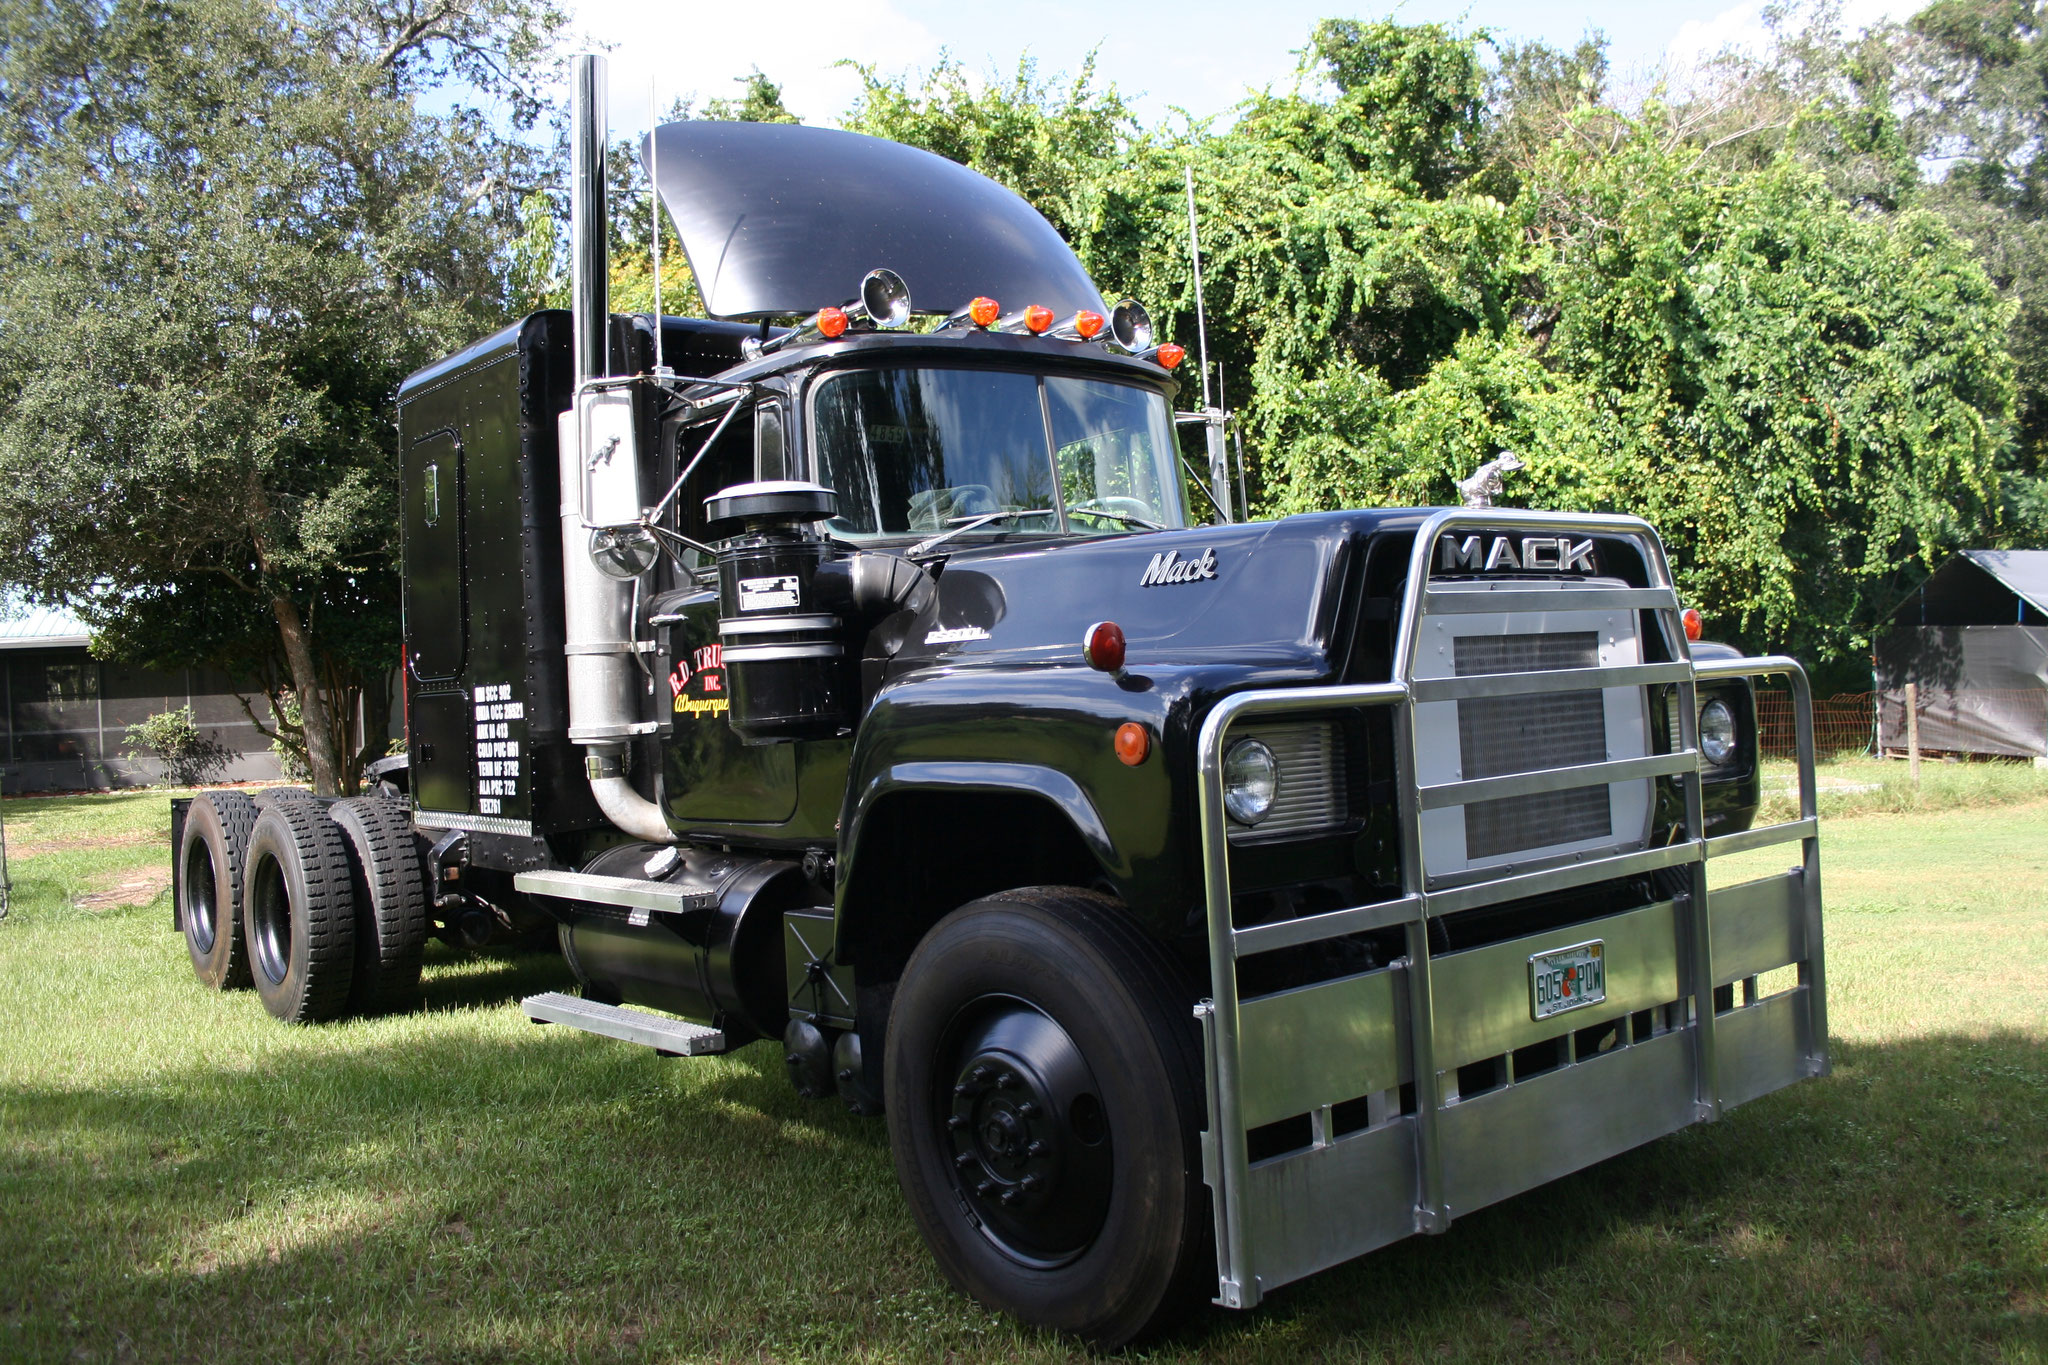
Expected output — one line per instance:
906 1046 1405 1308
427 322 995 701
550 843 811 1044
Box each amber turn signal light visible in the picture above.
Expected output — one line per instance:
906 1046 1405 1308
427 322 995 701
969 296 1000 327
1115 722 1150 766
1155 342 1186 369
817 306 849 339
1681 607 1703 642
1084 620 1126 673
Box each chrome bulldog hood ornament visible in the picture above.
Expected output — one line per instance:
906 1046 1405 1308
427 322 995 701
1456 452 1525 509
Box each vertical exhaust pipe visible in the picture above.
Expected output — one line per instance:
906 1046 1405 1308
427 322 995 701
561 52 675 844
570 54 609 391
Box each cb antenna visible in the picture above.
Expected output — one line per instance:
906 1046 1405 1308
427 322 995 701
650 76 671 379
1184 164 1232 520
1184 164 1212 411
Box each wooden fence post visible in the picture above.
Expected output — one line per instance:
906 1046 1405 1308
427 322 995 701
1905 681 1921 787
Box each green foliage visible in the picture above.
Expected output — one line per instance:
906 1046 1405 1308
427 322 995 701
843 51 1146 280
268 691 313 785
0 5 2033 705
121 707 232 788
0 0 558 792
1896 0 2048 519
842 22 2018 678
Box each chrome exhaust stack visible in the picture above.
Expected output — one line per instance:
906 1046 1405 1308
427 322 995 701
559 52 674 844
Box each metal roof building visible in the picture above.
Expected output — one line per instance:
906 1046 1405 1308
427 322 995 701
1876 551 2048 759
0 598 283 793
0 601 90 650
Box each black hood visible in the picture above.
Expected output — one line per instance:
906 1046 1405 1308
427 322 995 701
642 121 1106 323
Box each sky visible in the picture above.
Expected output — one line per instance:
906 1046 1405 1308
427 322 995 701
567 0 1922 139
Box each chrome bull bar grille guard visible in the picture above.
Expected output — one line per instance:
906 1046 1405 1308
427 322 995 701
1194 509 1828 1310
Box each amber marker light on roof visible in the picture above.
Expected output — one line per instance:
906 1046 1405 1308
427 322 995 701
1074 310 1105 339
1115 722 1150 766
968 296 1000 327
1024 304 1054 334
1682 607 1703 642
816 306 849 339
1155 342 1186 369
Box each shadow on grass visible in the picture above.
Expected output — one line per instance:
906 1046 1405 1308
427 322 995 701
2 1029 2042 1363
414 945 575 1014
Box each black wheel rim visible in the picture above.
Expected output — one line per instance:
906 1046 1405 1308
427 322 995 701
935 995 1113 1268
182 839 217 954
249 854 292 986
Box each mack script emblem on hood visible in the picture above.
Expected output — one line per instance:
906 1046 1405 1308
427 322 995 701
1139 547 1220 586
1438 534 1595 573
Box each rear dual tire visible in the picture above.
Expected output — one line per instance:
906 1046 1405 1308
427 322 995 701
329 796 429 1016
243 801 357 1022
178 791 258 990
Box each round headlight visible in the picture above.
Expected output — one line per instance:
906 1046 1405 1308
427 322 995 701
1223 739 1278 825
1698 699 1737 766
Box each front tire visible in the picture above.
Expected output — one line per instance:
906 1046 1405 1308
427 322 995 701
884 888 1211 1348
242 801 356 1022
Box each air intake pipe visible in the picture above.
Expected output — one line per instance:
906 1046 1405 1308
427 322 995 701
559 52 674 845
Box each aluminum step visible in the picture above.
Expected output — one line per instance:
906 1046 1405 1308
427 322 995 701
512 868 717 914
522 991 728 1056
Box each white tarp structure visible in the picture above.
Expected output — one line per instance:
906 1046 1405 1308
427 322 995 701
1876 551 2048 758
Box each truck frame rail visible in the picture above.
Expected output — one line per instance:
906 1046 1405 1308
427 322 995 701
1194 509 1827 1309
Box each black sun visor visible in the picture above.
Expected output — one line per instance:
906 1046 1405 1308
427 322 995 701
641 120 1107 323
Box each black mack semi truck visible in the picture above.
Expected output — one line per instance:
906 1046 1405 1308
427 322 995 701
169 54 1830 1347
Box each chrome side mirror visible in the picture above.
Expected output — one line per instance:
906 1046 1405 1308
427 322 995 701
589 524 660 579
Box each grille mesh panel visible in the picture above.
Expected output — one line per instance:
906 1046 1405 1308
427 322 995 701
1465 786 1611 859
1454 632 1599 676
1454 631 1611 856
1230 721 1343 839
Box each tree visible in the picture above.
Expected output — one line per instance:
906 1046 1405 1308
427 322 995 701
1890 0 2048 530
0 0 562 793
834 21 2015 680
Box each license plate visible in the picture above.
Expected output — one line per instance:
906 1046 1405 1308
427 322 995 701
1529 940 1606 1021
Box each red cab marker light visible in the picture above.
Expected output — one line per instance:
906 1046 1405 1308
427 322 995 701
1681 607 1703 642
969 296 1000 328
1155 342 1186 369
817 306 849 339
1084 620 1126 674
1024 304 1054 334
1115 721 1150 766
1074 310 1105 339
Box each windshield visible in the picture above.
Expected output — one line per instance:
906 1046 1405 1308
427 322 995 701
811 366 1185 543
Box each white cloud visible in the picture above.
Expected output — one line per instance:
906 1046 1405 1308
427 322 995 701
566 0 944 134
1666 0 1773 68
1665 0 1918 70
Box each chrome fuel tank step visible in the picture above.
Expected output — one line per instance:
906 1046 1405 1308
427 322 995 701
513 867 718 915
522 991 729 1055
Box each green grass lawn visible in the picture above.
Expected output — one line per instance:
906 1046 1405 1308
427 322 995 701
0 787 2043 1363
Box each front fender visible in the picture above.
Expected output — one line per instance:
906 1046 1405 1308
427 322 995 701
834 655 1333 952
843 760 1119 873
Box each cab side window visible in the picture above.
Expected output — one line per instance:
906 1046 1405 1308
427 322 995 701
674 405 757 549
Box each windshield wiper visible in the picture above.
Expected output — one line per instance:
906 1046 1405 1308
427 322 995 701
1068 505 1168 531
907 508 1054 558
